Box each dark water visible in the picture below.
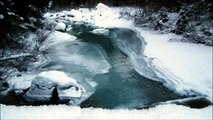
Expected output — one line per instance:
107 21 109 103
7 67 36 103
75 30 182 109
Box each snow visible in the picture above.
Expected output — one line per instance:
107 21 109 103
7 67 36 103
44 3 133 28
40 31 77 50
48 0 53 8
96 3 112 12
29 17 37 23
0 2 4 6
135 28 213 101
54 22 66 31
0 14 4 19
0 53 32 61
1 104 212 119
23 71 84 102
37 71 78 87
92 28 110 36
7 12 15 16
8 71 79 90
45 31 77 43
9 74 36 90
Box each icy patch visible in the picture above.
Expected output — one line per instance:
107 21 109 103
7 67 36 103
1 104 212 119
40 31 77 50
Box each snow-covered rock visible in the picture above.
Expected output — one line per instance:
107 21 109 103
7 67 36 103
46 31 76 43
43 3 132 28
37 71 78 87
29 17 37 23
48 20 58 26
55 22 66 31
92 28 110 36
0 14 4 19
23 71 83 103
96 3 112 12
9 74 36 90
7 12 15 16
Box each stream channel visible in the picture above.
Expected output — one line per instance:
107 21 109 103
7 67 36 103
3 24 210 109
39 25 183 109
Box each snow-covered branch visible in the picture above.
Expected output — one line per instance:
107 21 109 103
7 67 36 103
0 53 33 61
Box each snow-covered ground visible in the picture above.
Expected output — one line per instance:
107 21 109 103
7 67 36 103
1 3 212 119
136 28 213 101
1 104 212 119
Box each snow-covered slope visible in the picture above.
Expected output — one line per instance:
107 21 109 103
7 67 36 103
135 28 213 101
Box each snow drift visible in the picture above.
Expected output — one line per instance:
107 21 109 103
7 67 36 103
1 104 212 119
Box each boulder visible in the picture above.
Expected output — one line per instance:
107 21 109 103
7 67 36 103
23 71 83 104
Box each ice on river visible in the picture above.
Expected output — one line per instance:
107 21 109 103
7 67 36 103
44 41 111 75
40 31 77 51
